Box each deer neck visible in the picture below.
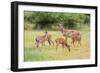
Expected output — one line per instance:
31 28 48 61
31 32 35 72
60 28 65 33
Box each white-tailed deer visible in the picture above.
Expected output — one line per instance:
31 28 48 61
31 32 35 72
35 31 54 47
55 37 70 52
59 23 81 46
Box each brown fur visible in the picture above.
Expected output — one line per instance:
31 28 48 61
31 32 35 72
35 32 54 47
59 23 81 46
71 33 81 46
55 37 70 52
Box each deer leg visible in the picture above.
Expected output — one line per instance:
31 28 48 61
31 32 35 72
71 41 73 46
62 43 65 52
51 40 54 46
67 45 71 52
65 37 67 41
78 36 81 47
73 40 76 47
76 40 79 47
78 40 81 47
71 39 75 47
65 43 70 52
42 41 45 46
36 42 39 48
35 38 40 48
49 40 54 46
56 43 58 52
48 40 51 46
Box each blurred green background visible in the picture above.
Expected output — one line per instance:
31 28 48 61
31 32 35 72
24 11 90 30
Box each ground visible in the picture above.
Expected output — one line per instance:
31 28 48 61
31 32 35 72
24 30 90 62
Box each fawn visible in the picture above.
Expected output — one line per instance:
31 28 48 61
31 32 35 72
55 37 70 52
35 31 54 47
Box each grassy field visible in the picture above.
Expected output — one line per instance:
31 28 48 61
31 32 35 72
24 29 90 62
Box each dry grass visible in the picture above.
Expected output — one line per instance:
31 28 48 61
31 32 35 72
24 30 90 62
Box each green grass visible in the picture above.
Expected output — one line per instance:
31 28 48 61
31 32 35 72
24 30 90 62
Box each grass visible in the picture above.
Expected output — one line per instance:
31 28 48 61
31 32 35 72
24 30 90 62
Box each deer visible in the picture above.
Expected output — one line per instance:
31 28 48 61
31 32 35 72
58 23 81 46
55 37 71 52
35 31 54 47
71 32 81 47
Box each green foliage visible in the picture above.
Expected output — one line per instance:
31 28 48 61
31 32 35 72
24 23 34 30
24 11 90 30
